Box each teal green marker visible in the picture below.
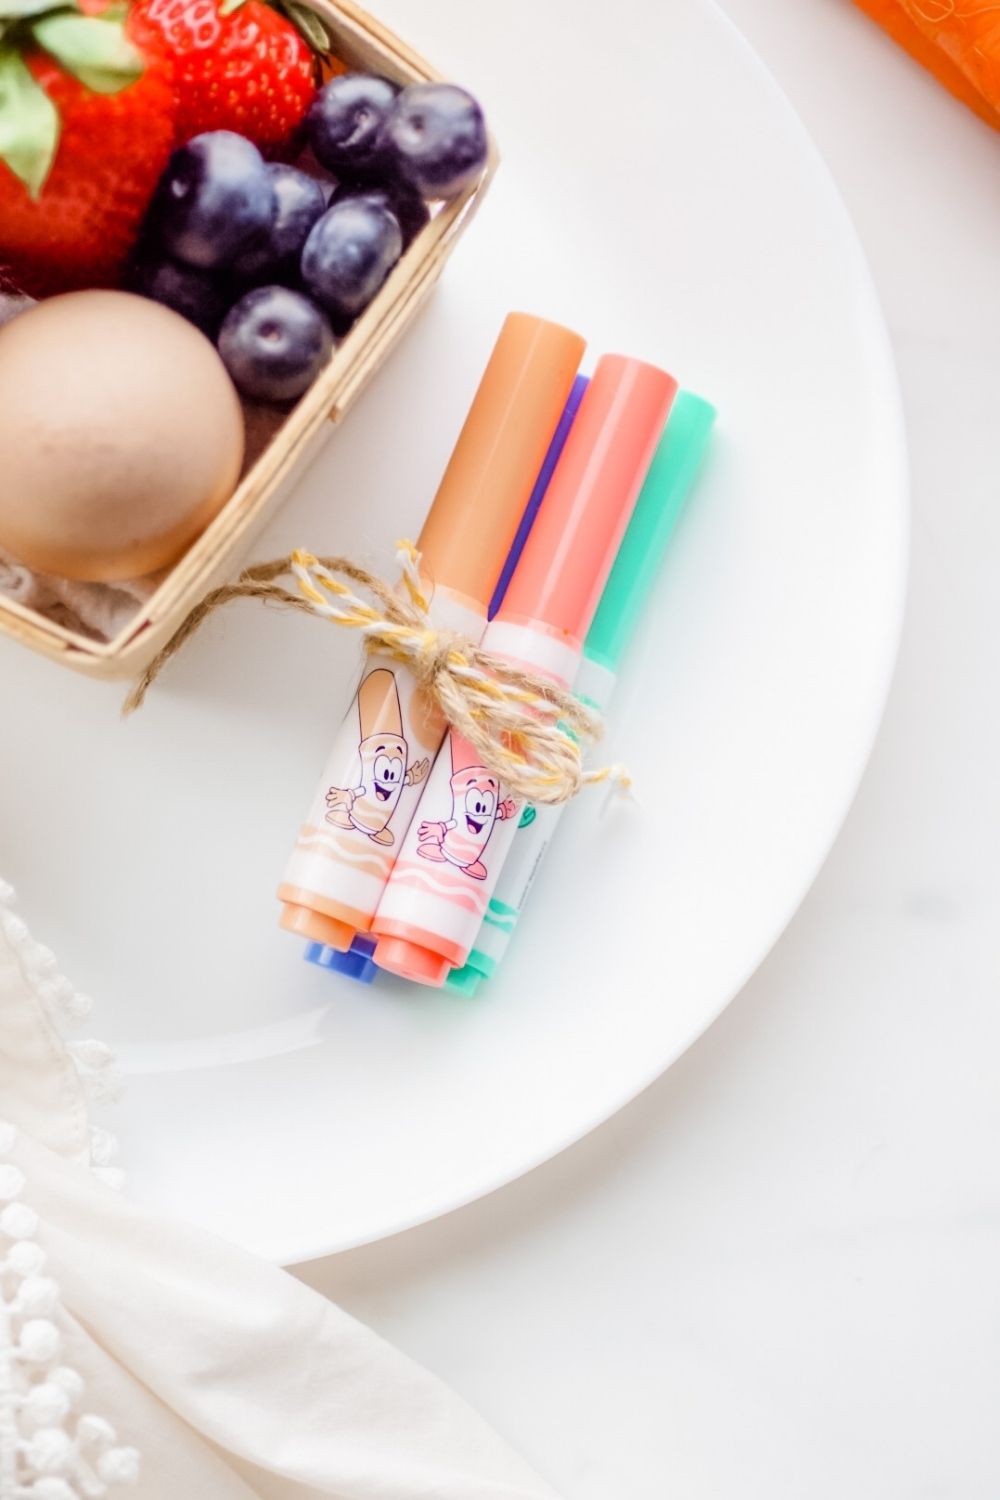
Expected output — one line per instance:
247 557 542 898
447 390 716 996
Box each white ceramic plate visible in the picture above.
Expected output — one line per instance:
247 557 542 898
1 0 907 1263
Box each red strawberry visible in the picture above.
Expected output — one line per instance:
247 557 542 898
129 0 322 153
0 10 176 296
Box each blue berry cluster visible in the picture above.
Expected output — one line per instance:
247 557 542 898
130 74 487 404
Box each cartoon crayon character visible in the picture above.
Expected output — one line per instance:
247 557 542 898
325 669 429 845
416 733 516 879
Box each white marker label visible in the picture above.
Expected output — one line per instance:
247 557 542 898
279 591 483 928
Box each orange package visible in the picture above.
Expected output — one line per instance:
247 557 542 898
853 0 1000 131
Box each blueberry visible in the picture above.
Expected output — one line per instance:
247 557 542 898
218 285 334 403
336 181 429 248
231 164 327 284
300 198 403 324
382 83 487 199
307 74 399 182
128 255 230 337
148 132 276 270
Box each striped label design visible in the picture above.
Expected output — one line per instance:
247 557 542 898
373 620 580 966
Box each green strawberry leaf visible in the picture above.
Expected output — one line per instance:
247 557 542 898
279 0 329 53
0 44 59 197
218 0 248 15
30 11 143 94
0 0 75 17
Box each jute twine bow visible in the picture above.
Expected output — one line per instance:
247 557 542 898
124 542 631 806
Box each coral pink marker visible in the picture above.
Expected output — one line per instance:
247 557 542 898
372 354 678 985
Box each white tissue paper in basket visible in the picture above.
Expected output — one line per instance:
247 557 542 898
0 878 563 1500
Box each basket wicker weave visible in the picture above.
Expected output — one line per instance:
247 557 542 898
0 0 497 678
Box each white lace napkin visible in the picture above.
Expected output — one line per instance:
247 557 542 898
0 880 562 1500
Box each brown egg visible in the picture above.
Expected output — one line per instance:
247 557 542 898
0 291 245 581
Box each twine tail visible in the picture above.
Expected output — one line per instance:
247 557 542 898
122 543 626 806
589 764 638 816
121 559 326 716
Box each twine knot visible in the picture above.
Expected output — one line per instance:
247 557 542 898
415 627 469 688
124 543 631 807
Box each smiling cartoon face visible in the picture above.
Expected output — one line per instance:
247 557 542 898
343 668 410 837
459 774 498 839
356 733 407 821
415 734 515 878
449 768 501 856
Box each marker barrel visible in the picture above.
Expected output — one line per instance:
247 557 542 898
277 313 585 950
452 390 716 987
370 622 579 985
371 355 677 984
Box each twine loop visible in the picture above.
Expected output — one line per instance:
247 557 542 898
124 542 631 807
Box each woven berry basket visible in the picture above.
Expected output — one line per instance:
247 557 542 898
0 0 497 678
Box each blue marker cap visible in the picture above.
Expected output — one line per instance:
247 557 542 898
305 936 379 985
488 374 590 618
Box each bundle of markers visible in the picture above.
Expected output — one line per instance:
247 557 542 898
277 312 715 992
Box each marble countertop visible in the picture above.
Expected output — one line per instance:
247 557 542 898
302 4 1000 1495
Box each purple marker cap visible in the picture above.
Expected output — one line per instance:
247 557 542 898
488 373 590 619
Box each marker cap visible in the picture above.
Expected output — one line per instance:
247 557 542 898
375 935 451 988
305 939 379 984
417 313 586 609
449 941 494 982
446 965 483 997
497 355 678 644
280 902 354 951
585 390 716 672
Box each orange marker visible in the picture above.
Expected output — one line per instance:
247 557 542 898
278 313 586 950
371 354 678 985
